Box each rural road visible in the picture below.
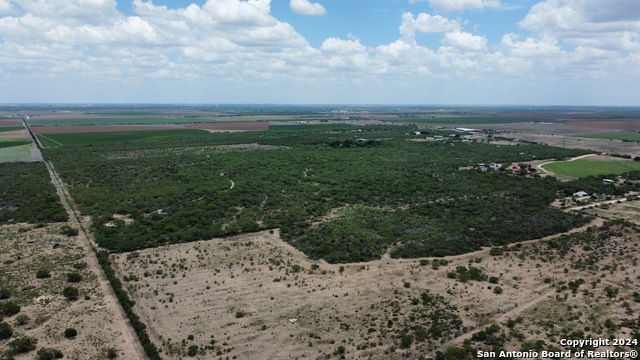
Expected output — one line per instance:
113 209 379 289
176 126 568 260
43 160 148 360
24 119 148 360
567 198 628 211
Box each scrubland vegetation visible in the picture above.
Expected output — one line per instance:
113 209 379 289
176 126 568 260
41 124 639 262
0 163 67 224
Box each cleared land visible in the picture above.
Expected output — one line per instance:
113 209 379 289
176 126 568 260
578 132 640 142
111 221 639 359
0 223 141 360
564 119 640 131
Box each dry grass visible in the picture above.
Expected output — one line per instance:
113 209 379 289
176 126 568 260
111 220 640 359
0 223 140 359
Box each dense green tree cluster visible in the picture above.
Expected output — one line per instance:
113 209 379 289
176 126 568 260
0 163 67 224
42 125 633 262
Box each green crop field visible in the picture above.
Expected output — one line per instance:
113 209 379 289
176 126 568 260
0 138 31 148
578 132 640 142
0 143 34 162
0 126 24 132
37 129 209 147
542 159 640 178
27 115 294 126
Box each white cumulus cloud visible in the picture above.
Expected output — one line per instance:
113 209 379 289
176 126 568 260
290 0 326 16
400 12 461 43
428 0 501 12
520 0 640 50
442 30 487 51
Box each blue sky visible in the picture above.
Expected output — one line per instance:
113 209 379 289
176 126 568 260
0 0 639 105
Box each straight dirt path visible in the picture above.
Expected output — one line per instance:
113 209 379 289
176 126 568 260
24 116 148 360
43 160 148 360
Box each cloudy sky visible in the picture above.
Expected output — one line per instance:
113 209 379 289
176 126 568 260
1 0 639 105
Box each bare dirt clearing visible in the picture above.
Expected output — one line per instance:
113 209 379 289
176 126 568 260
111 218 638 360
564 119 640 131
0 223 140 359
581 199 640 223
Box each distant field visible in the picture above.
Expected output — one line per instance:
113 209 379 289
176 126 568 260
28 115 290 126
0 138 31 148
270 123 356 131
37 129 208 147
0 143 33 162
0 126 24 132
542 158 640 177
401 117 546 125
578 132 640 141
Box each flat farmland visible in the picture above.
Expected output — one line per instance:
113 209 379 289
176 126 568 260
36 129 208 147
184 122 269 131
0 138 31 148
0 120 22 126
541 157 640 178
0 126 25 133
32 121 268 136
578 132 640 141
0 143 35 162
400 117 547 126
564 119 640 131
33 124 187 134
28 115 288 126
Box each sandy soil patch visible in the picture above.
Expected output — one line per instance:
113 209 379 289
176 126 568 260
504 133 640 157
109 217 639 360
0 130 28 137
0 120 22 126
0 223 139 359
581 199 640 224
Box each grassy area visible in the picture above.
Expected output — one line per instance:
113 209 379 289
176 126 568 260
0 126 24 132
0 143 33 162
0 138 31 148
542 158 640 178
37 129 209 147
578 132 640 142
398 117 545 125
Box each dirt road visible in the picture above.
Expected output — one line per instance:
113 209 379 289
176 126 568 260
43 160 148 360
